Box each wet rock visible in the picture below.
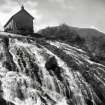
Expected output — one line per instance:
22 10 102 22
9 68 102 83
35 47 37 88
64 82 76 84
0 98 7 105
2 38 9 47
7 102 15 105
3 61 12 71
45 56 58 70
0 98 15 105
38 94 48 105
53 66 63 81
2 38 17 71
29 61 42 85
16 87 25 100
44 93 56 104
85 99 94 105
45 56 63 81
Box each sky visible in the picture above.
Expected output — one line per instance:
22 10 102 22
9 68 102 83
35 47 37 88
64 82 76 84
0 0 105 33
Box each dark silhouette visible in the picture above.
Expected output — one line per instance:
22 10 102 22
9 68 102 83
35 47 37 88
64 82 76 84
4 6 34 35
45 56 63 81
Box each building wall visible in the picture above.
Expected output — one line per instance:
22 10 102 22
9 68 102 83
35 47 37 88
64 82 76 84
4 9 34 35
14 10 34 35
4 19 16 33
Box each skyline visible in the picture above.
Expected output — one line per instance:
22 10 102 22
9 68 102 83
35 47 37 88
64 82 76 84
0 0 105 33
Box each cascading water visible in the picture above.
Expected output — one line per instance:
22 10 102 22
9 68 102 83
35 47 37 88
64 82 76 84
0 36 105 105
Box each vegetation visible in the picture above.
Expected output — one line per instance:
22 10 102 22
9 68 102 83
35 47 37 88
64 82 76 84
38 24 105 65
38 24 85 47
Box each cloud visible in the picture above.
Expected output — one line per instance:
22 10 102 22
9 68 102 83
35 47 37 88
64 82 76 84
49 0 65 3
0 0 6 5
0 0 105 32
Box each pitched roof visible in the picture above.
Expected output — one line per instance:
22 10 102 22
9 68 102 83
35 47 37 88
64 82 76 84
4 6 34 27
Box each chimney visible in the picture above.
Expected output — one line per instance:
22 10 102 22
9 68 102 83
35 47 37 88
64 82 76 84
21 5 24 10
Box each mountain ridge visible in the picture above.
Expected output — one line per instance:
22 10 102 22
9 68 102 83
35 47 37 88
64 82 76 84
38 24 105 38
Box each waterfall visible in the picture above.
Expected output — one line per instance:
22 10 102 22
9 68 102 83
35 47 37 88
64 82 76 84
0 37 104 105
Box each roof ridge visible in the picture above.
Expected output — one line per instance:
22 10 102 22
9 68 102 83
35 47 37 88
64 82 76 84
4 8 34 27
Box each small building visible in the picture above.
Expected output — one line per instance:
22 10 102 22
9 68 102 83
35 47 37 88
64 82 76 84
4 6 34 35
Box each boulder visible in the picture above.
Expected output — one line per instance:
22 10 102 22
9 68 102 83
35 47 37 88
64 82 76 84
45 56 63 81
45 56 58 70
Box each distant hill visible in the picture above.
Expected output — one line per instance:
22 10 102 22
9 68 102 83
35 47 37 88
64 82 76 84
72 27 105 39
38 24 105 65
39 24 105 40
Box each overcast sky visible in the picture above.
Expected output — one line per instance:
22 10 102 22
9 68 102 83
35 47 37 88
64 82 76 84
0 0 105 32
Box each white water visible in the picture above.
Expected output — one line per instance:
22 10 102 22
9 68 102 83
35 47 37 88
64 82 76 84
0 38 105 105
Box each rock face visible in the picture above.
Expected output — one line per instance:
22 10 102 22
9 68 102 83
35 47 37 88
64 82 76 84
0 33 105 105
45 56 58 70
45 56 63 81
0 98 15 105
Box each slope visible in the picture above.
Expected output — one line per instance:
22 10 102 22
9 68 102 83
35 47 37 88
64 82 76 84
0 32 104 105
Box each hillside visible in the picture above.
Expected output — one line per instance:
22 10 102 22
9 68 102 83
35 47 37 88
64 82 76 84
0 32 105 105
38 24 105 39
76 28 105 38
39 24 105 65
64 26 105 38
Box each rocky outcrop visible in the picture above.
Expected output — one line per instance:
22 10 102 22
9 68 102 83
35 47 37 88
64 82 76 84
45 56 63 81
